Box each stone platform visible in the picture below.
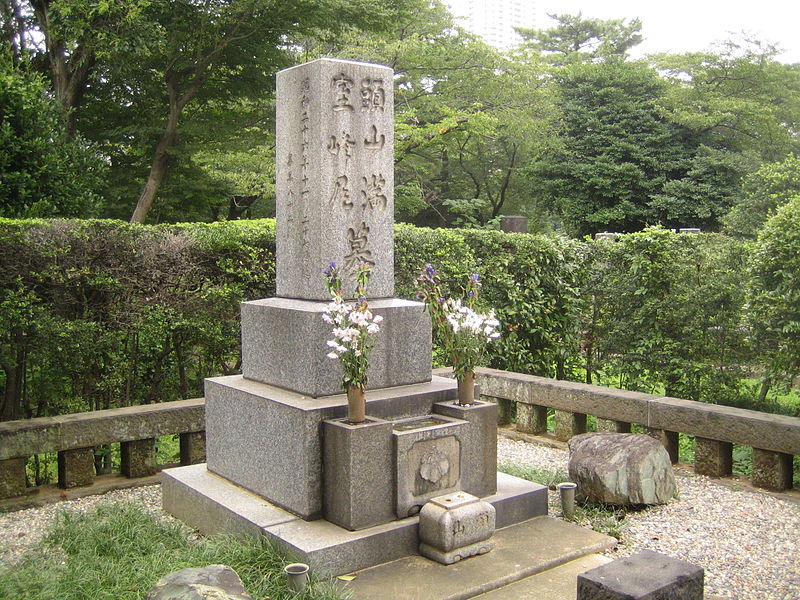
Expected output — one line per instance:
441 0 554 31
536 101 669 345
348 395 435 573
163 467 547 577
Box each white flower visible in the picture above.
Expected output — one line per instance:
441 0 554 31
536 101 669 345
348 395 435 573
326 352 338 359
367 323 380 334
373 315 384 323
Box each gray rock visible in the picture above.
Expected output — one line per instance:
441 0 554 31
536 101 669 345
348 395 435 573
568 433 677 505
146 565 253 600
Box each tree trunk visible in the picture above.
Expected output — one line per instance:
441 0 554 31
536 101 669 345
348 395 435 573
130 107 180 223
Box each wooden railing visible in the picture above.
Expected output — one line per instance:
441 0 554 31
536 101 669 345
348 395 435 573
0 399 205 501
471 367 799 492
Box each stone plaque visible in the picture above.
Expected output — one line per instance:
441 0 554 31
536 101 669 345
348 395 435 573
276 58 394 301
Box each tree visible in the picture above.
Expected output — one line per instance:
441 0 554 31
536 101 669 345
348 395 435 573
724 153 800 238
0 58 105 217
654 38 800 162
516 12 643 65
747 196 800 400
325 1 559 228
525 59 691 236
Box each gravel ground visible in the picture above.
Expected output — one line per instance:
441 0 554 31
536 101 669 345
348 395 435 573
2 438 799 600
498 437 800 600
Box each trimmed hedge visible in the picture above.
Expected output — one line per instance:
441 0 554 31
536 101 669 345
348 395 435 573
3 219 791 421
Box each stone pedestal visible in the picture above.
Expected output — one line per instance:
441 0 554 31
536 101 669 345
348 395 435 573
555 410 587 441
694 437 732 477
645 427 679 464
121 438 157 478
57 447 95 489
0 457 26 498
323 417 394 530
596 418 631 433
577 549 703 599
419 491 495 564
205 375 459 520
241 298 431 398
180 431 206 465
517 403 548 434
751 448 793 491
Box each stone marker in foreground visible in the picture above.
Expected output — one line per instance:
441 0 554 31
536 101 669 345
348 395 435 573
577 550 704 600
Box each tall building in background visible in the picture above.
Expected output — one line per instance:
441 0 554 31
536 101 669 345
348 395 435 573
446 0 537 49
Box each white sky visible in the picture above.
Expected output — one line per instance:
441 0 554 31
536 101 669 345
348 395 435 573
537 0 800 63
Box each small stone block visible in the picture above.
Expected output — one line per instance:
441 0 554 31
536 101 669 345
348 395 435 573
121 438 157 478
694 437 732 477
57 447 95 489
323 417 394 530
751 448 793 491
517 403 548 434
577 549 704 600
419 491 495 565
597 419 631 433
0 457 27 498
495 397 513 426
555 410 587 441
180 431 206 465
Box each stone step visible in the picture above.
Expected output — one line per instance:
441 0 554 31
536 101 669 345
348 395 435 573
343 516 617 600
473 554 612 600
162 465 548 576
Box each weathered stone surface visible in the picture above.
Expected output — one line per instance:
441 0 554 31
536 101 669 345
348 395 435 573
596 418 631 433
57 447 94 489
555 410 587 441
276 58 395 301
694 437 732 477
577 549 703 600
393 415 467 518
433 400 498 498
323 417 394 530
205 374 458 520
568 433 676 505
180 431 206 465
516 403 548 434
419 492 495 564
146 564 253 600
121 438 157 478
241 298 431 397
751 448 793 491
0 457 27 499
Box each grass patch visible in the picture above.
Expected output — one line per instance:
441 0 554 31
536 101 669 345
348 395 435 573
497 462 567 488
0 501 347 600
499 462 630 540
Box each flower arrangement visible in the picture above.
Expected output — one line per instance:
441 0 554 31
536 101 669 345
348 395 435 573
323 261 382 423
416 264 500 404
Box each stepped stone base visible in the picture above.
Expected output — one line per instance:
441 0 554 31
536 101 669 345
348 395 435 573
241 297 432 398
162 466 548 577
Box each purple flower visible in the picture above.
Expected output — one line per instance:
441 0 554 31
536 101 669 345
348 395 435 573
417 292 425 299
323 262 337 276
467 290 475 298
470 273 480 283
425 263 435 276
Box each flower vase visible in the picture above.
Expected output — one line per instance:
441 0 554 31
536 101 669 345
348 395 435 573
456 370 476 406
347 384 366 424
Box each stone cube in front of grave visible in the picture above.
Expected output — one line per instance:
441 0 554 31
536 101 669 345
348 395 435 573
276 58 394 301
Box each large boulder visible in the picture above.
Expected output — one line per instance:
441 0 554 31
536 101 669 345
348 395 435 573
568 433 677 505
146 564 254 600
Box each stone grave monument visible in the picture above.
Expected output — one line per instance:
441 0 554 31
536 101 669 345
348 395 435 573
162 58 547 576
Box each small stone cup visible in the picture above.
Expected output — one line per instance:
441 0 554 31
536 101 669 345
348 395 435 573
556 482 578 519
284 562 310 591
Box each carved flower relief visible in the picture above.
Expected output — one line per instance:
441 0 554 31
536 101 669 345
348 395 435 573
419 446 450 484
